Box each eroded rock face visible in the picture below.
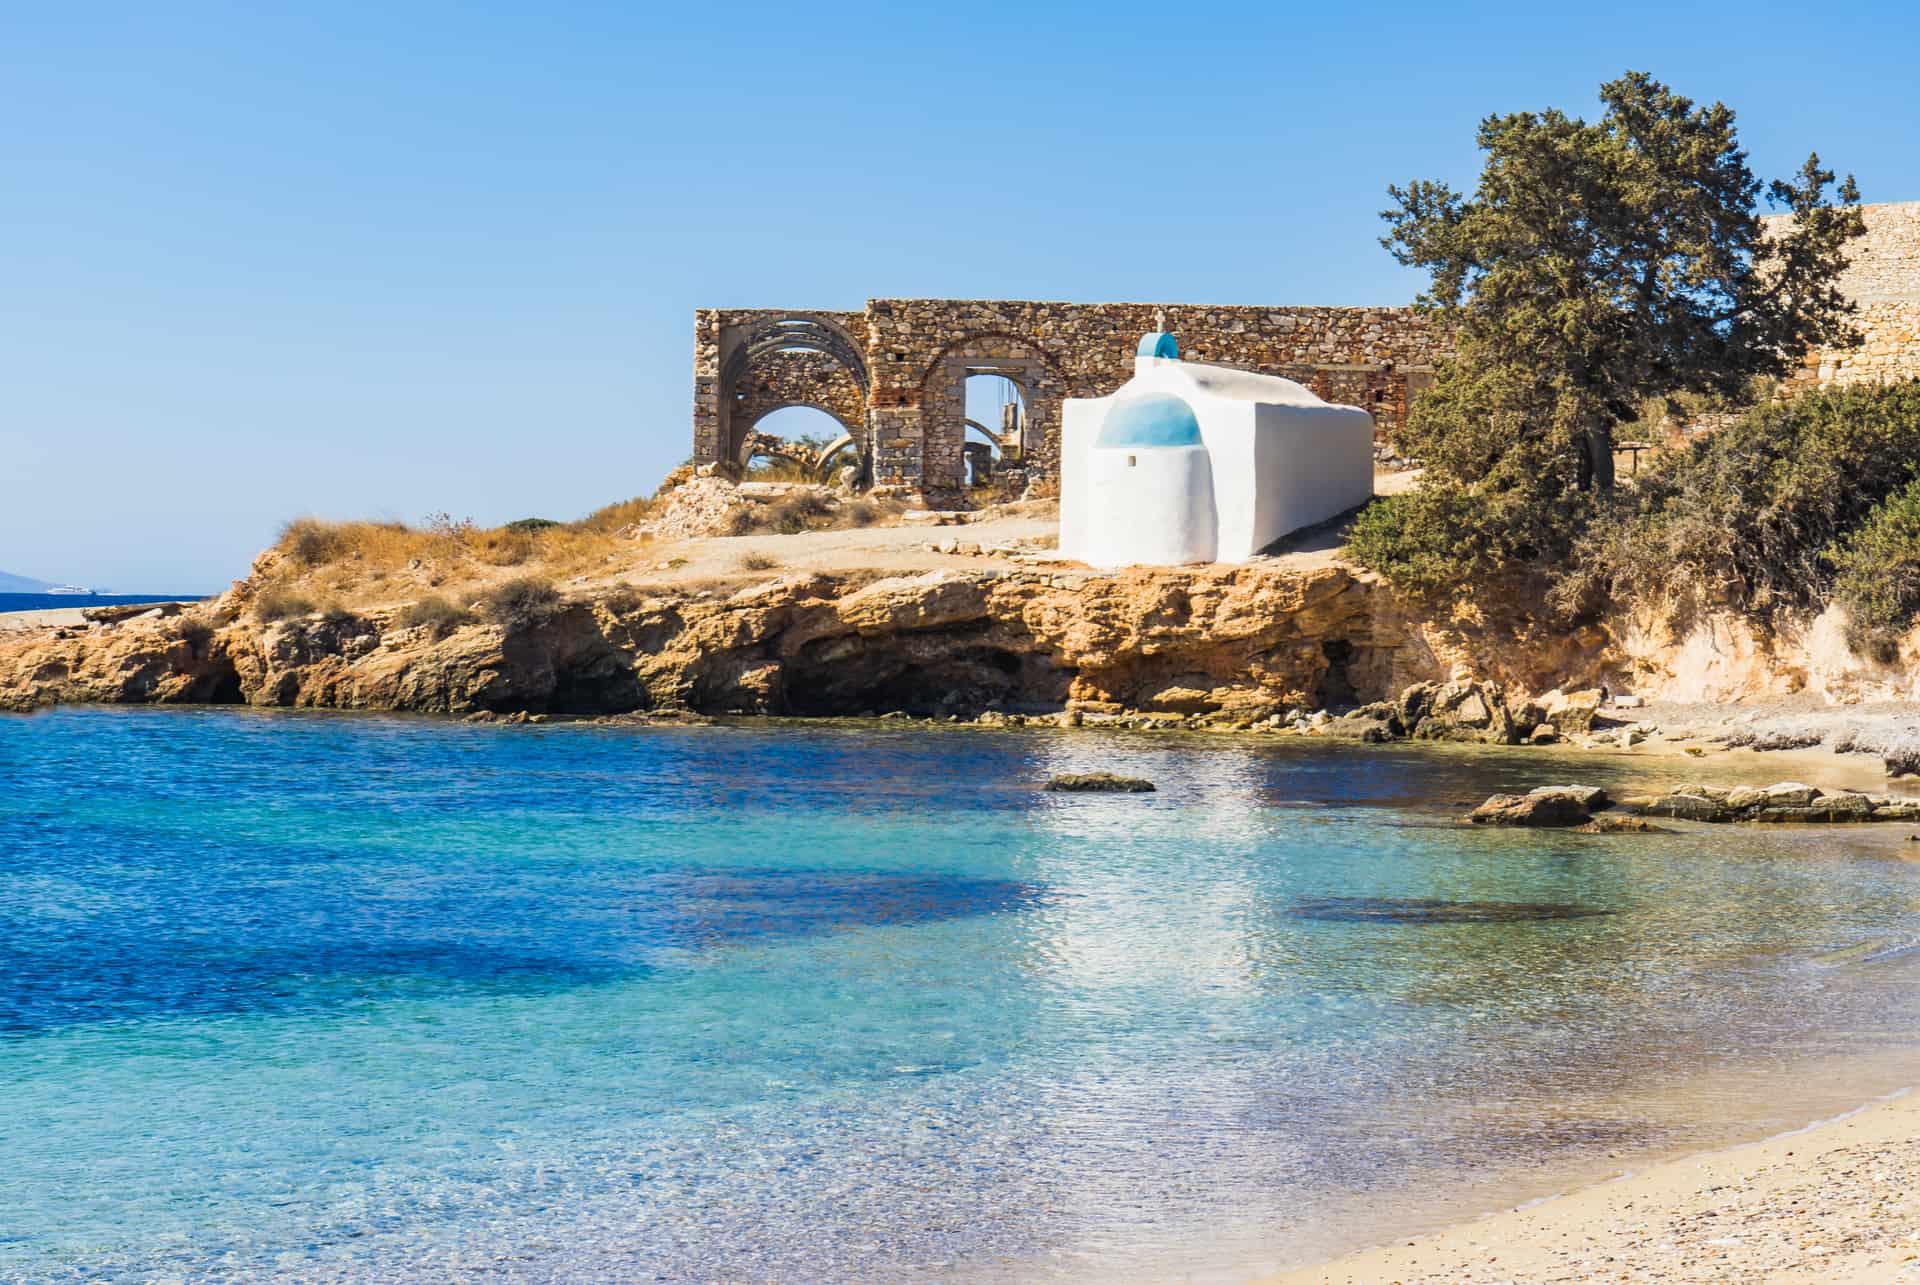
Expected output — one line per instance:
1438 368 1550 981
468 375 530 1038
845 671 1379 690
0 562 1430 719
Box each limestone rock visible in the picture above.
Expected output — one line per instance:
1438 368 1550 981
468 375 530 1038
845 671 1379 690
1542 688 1603 735
1528 784 1609 809
1640 793 1730 821
1466 792 1593 827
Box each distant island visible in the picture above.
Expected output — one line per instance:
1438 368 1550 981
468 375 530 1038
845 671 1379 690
0 569 62 593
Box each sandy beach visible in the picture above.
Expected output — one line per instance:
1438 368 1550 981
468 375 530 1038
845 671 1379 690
1265 1088 1920 1284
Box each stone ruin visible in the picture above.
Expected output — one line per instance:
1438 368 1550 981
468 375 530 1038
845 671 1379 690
693 206 1920 505
693 300 1450 506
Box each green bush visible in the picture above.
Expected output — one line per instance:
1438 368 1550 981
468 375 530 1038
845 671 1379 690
1829 478 1920 660
480 576 562 629
1559 382 1920 622
504 517 560 533
396 595 474 639
1346 477 1587 604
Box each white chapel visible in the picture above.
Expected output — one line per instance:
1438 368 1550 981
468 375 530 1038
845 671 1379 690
1058 321 1376 567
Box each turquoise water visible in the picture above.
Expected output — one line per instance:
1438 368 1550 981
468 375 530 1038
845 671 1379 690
7 708 1920 1281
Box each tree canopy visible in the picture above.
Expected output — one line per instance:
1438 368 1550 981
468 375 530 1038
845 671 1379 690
1352 71 1865 604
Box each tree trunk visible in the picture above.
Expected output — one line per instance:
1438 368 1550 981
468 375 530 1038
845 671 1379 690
1582 426 1616 491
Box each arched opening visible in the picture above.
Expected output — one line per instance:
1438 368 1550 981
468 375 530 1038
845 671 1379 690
718 313 871 484
963 374 1025 487
745 406 845 482
919 333 1064 501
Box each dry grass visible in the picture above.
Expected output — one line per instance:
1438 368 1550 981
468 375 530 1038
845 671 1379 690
738 552 780 571
265 506 639 597
254 589 317 622
575 495 656 534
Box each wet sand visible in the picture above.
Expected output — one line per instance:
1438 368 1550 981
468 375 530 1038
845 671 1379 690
1265 1088 1920 1284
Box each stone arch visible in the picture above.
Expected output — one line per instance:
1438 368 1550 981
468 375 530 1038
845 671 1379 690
718 313 871 478
812 433 859 482
919 333 1067 500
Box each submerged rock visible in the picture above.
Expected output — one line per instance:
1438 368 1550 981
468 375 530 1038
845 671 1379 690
1290 897 1613 924
1044 772 1156 794
1575 813 1669 834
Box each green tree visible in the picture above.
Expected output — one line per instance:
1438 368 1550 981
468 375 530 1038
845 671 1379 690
1385 71 1863 495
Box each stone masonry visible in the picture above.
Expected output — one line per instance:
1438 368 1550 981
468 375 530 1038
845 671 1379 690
1776 202 1920 390
694 300 1448 505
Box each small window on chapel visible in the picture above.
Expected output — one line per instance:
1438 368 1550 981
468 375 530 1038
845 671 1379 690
1127 455 1137 467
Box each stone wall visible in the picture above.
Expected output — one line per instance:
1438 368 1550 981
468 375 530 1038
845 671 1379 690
1774 202 1920 390
694 299 1448 503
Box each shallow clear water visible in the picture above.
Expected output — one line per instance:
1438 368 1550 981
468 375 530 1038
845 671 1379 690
6 708 1920 1282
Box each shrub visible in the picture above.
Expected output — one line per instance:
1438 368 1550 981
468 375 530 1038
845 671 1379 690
839 499 878 528
766 490 832 534
474 528 536 567
504 517 559 533
254 590 316 622
1347 478 1583 604
318 603 359 628
481 576 562 628
739 552 779 571
280 518 348 566
1559 381 1920 622
574 495 655 534
1828 478 1920 659
396 595 474 639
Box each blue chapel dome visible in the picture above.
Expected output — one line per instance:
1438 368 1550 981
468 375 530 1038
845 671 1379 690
1095 392 1203 449
1136 331 1180 359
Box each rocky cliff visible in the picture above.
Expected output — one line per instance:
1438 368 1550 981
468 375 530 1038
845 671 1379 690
3 559 1587 724
16 534 1904 727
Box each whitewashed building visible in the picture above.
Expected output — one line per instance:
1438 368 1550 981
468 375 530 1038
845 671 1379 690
1058 326 1375 567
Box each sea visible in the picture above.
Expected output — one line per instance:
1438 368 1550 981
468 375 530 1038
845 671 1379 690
6 707 1920 1282
0 592 205 614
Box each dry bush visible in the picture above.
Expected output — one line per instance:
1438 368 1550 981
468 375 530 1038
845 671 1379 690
574 495 655 534
739 551 780 571
318 603 359 628
834 497 901 529
280 518 349 566
473 528 536 567
254 589 316 622
481 576 563 629
765 490 833 534
396 596 474 639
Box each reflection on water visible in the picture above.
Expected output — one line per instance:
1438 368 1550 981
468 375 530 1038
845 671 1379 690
5 708 1920 1282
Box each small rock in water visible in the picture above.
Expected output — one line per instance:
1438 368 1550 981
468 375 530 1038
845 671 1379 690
1466 792 1592 827
1044 772 1156 794
1575 814 1669 834
1528 784 1610 809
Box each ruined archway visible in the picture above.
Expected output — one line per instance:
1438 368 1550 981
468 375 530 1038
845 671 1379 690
920 334 1065 501
711 313 872 482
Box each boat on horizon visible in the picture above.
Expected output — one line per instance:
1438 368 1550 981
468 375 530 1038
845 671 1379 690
43 585 94 596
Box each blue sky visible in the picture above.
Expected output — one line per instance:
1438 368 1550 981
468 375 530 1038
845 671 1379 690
4 2 1917 590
